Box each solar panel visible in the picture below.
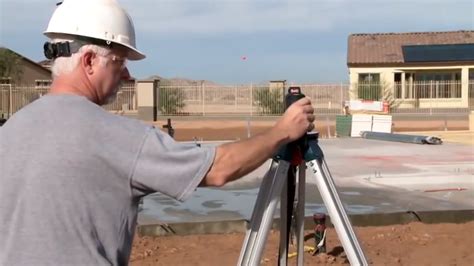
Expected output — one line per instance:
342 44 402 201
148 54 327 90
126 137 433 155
402 43 474 62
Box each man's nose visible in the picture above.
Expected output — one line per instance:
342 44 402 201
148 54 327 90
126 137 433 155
121 67 131 81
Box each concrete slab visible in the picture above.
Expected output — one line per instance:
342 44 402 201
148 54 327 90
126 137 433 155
138 137 474 228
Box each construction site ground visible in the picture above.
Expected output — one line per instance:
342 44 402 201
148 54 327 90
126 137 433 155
131 221 474 265
131 118 473 265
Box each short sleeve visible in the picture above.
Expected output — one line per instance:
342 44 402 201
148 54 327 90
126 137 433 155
130 127 216 201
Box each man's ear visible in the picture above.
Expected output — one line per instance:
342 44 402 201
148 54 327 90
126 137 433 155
81 51 96 75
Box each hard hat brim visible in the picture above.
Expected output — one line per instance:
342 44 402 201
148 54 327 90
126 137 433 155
126 46 146 61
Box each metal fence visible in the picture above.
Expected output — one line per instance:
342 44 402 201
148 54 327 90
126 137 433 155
103 83 137 112
157 83 348 116
354 80 463 100
0 84 49 118
1 80 473 119
157 81 473 116
0 83 136 118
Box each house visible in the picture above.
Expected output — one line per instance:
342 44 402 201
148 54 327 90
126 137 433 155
38 59 53 71
0 47 52 88
347 30 474 109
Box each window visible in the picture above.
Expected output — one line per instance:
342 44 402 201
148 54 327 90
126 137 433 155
402 71 462 99
394 73 402 98
357 73 381 100
413 71 460 99
469 69 474 110
0 77 11 85
358 73 380 83
35 79 52 89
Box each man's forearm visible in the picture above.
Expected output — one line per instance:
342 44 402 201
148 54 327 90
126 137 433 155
202 96 314 187
202 128 289 186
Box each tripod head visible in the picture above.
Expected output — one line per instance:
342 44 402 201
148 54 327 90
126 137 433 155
285 86 305 108
274 87 317 164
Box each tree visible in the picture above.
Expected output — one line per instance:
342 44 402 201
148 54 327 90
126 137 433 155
253 87 284 115
380 81 402 111
357 82 381 100
158 87 186 115
0 48 23 81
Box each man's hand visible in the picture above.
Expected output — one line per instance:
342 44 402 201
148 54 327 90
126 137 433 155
274 97 315 143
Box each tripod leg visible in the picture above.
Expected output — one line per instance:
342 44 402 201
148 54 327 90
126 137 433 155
296 162 306 266
238 160 291 266
238 160 279 265
278 166 295 266
308 158 368 266
278 171 288 266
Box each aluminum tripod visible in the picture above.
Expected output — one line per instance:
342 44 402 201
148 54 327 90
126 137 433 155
238 88 368 266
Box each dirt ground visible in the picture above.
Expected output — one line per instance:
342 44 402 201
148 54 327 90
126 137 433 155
133 120 473 265
151 119 469 141
130 221 474 266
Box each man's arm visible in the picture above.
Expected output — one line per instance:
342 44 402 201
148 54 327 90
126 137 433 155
199 128 287 187
200 97 314 187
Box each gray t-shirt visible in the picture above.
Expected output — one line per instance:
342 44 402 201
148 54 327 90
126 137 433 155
0 94 215 265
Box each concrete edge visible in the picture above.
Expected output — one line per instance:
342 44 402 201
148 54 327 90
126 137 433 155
137 209 474 237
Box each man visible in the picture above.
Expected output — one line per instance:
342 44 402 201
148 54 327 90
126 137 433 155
0 0 315 265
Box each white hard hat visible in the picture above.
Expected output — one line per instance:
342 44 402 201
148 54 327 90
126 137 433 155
44 0 145 60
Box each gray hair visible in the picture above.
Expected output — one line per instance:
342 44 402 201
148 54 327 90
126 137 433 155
51 38 111 78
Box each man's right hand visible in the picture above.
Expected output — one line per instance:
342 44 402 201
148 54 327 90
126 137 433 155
274 97 315 143
201 96 315 187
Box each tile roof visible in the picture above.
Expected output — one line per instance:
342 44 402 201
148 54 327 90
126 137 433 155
347 30 474 65
0 47 51 74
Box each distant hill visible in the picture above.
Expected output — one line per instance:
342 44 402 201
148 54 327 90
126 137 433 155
146 75 220 86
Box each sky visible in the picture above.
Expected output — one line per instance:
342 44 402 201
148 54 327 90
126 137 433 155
0 0 473 84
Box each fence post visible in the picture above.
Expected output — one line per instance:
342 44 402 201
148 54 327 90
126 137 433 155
133 84 137 110
340 82 344 115
153 80 159 120
8 84 12 118
247 118 251 138
234 85 238 112
250 82 253 117
326 116 331 138
201 81 205 116
430 81 434 116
